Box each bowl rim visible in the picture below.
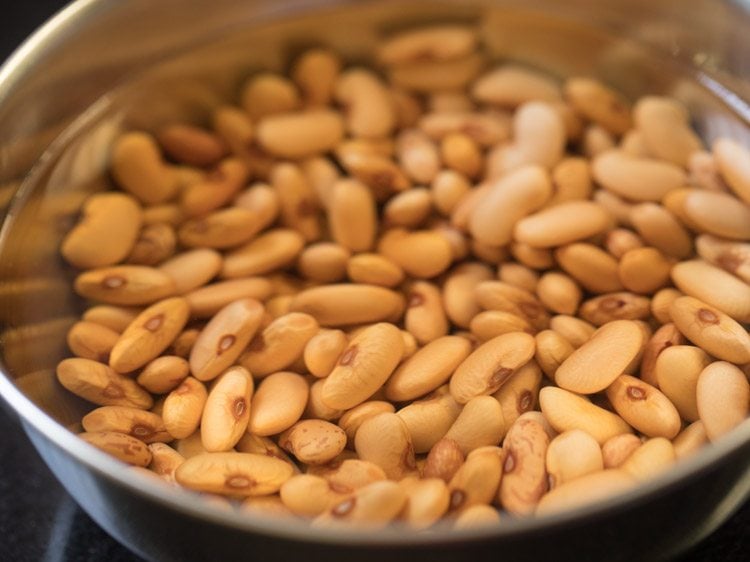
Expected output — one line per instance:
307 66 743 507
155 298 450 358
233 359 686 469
1 0 750 548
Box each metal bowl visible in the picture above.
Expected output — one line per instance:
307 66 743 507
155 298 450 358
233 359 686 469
1 1 750 560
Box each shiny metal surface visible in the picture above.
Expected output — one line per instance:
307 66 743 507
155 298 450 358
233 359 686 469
1 1 750 560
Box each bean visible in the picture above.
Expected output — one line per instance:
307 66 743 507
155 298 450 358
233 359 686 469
57 358 153 410
601 434 643 469
74 265 176 306
549 315 595 348
491 361 543 432
444 395 505 454
396 388 462 453
536 272 581 315
159 249 223 295
162 377 208 439
696 361 750 441
620 437 675 482
378 229 453 279
423 438 465 482
256 109 344 159
618 247 672 295
292 49 341 106
564 77 631 135
536 470 634 515
592 150 685 201
304 329 348 378
127 223 177 266
82 406 170 444
473 64 560 107
62 193 142 269
338 401 395 446
200 366 253 452
189 298 264 381
397 129 440 184
312 480 407 528
474 281 549 331
240 312 319 377
248 372 309 436
713 137 750 204
499 418 549 515
388 53 484 93
321 322 404 410
555 243 623 294
498 263 540 293
305 379 345 422
470 310 532 342
241 73 300 119
157 123 226 167
578 292 651 326
546 430 603 489
346 253 404 288
181 158 250 217
289 284 405 327
383 188 433 228
354 413 416 479
606 375 681 439
639 323 686 387
431 169 472 217
539 386 632 445
534 329 575 380
222 229 305 279
672 259 750 322
399 476 451 529
514 201 611 248
555 320 643 394
453 504 502 528
148 443 185 483
67 321 119 363
443 262 494 328
651 288 683 325
695 234 750 284
82 305 141 333
449 447 504 512
79 431 152 466
682 189 750 241
136 355 190 394
178 207 265 249
176 452 294 496
111 132 178 204
673 421 708 460
185 278 272 318
404 281 449 344
605 228 644 259
280 474 349 517
547 157 592 206
634 97 701 166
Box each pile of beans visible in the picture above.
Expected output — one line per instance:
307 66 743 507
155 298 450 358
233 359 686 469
55 24 750 529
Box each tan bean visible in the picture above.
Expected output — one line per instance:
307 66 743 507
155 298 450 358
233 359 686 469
79 431 152 466
673 421 708 460
233 182 280 225
338 401 395 446
82 406 169 444
67 321 119 363
108 297 189 373
546 430 603 489
56 357 153 409
173 430 209 459
157 123 226 167
498 263 539 293
474 281 549 332
270 162 321 242
546 157 593 207
136 355 190 394
383 188 433 228
177 208 263 250
582 124 616 158
148 442 185 482
234 434 295 467
241 313 318 377
423 437 465 482
472 64 560 107
445 395 505 454
620 437 676 481
346 253 404 288
111 132 178 204
126 222 176 266
623 203 691 260
601 434 642 469
696 361 750 441
185 278 272 318
491 360 542 428
670 296 750 364
617 247 672 295
536 272 581 315
555 243 623 294
440 133 483 179
713 137 750 204
651 288 683 325
515 201 611 249
536 469 635 515
304 378 345 422
189 298 264 381
378 25 477 65
593 189 635 227
378 229 453 279
200 366 253 452
605 228 644 259
222 229 305 279
510 242 556 270
74 265 176 306
429 91 475 113
397 129 440 184
248 372 308 436
634 96 701 166
620 130 650 157
553 320 643 394
682 189 750 241
181 158 250 217
592 150 685 201
453 504 502 528
672 259 750 322
499 418 549 515
280 474 349 517
299 157 340 210
469 166 552 246
578 292 651 326
161 377 207 439
325 178 377 252
312 480 407 528
469 310 532 342
280 419 347 465
470 239 508 265
290 284 405 327
159 249 223 295
403 281 448 344
388 53 484 93
212 105 254 157
313 458 386 491
654 345 710 422
176 452 293 496
687 150 728 191
337 151 410 201
241 72 300 119
539 386 632 445
696 234 750 284
549 315 596 348
396 388 462 453
321 322 404 410
447 447 504 513
419 111 510 147
62 193 142 269
336 68 395 139
442 262 494 328
256 109 344 159
385 336 471 402
304 329 348 378
291 49 341 106
398 477 450 529
639 323 686 387
169 328 201 359
82 305 141 333
354 412 416 479
390 88 423 128
564 77 631 135
606 375 681 439
534 329 575 380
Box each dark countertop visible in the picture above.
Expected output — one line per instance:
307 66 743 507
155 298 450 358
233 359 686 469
0 2 749 561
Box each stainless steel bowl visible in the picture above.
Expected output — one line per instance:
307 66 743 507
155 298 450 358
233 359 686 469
2 1 750 560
